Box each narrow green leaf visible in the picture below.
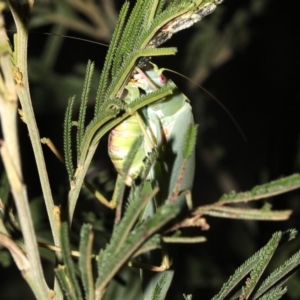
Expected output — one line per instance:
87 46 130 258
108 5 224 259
182 124 198 160
257 286 287 300
94 1 130 115
106 47 177 98
111 182 156 253
200 205 292 221
126 82 175 112
253 249 300 299
145 0 160 29
212 230 297 300
239 232 282 299
219 174 300 204
59 223 83 300
111 0 147 77
156 0 167 16
79 224 94 300
168 124 197 204
162 236 206 243
95 203 180 298
77 60 94 155
150 272 173 300
55 266 78 300
63 95 76 179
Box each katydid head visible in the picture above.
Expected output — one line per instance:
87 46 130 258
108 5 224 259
133 63 170 93
147 62 169 87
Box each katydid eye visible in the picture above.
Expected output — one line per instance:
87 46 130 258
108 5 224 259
158 74 168 84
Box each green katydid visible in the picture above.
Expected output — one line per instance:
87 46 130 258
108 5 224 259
108 62 195 204
72 59 197 299
105 61 197 299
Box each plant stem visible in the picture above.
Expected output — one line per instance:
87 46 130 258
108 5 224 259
8 0 60 246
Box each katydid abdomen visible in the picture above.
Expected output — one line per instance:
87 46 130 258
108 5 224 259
108 115 145 186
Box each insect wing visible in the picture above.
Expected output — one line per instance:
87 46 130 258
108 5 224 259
149 100 195 205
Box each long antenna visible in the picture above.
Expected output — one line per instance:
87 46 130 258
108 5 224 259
5 30 109 47
163 68 247 142
8 30 246 141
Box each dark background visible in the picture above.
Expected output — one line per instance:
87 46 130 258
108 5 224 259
1 0 300 299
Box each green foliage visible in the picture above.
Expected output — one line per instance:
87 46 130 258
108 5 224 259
183 124 198 160
1 0 300 300
63 95 76 179
77 60 94 153
56 223 83 300
151 272 171 300
78 224 94 300
219 174 300 203
212 230 298 300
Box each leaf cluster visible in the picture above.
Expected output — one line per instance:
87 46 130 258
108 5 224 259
213 229 300 300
